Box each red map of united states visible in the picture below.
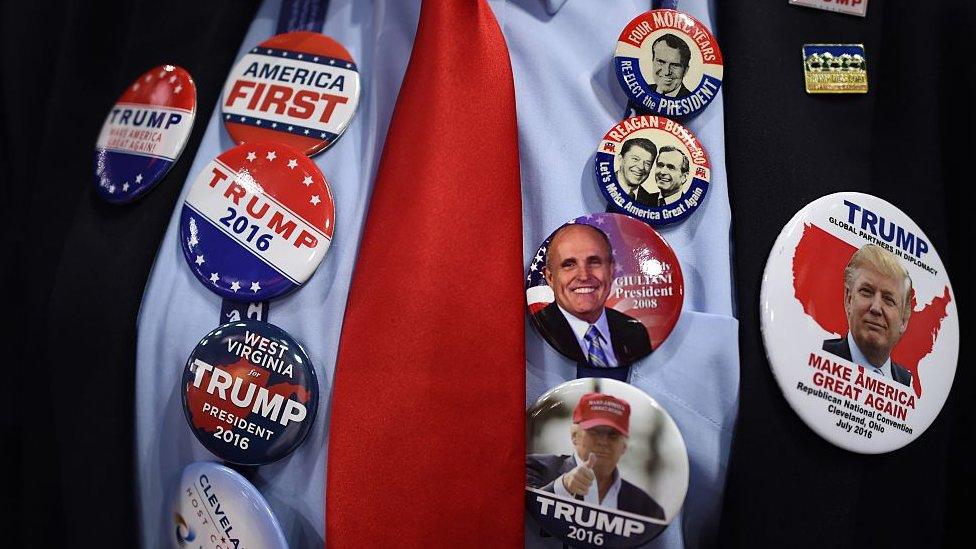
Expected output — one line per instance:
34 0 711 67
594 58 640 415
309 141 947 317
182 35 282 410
792 224 952 397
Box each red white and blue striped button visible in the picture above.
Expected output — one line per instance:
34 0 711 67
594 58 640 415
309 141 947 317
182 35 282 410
94 65 196 204
221 31 360 157
179 142 335 301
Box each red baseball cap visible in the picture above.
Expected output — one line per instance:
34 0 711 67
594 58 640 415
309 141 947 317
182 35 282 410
572 392 630 436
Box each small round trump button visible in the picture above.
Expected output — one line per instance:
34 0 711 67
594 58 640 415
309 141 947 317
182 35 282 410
222 31 361 156
614 10 723 118
182 320 319 466
94 65 196 204
525 378 688 547
173 461 287 548
179 141 335 301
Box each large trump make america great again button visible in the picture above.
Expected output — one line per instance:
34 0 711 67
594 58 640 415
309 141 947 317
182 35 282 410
94 65 196 204
182 320 319 466
179 142 335 301
761 193 958 453
221 31 360 156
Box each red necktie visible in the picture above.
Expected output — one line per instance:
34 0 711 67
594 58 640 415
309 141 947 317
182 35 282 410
326 1 524 546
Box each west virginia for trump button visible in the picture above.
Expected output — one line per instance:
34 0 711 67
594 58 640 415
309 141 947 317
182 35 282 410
173 461 287 548
525 378 688 547
595 115 709 226
182 320 319 466
222 31 360 156
94 65 196 204
179 142 335 301
614 10 723 118
526 213 684 367
761 193 958 453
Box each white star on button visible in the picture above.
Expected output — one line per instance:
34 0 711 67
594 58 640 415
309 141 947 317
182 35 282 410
246 152 257 162
302 176 312 186
122 183 130 192
174 84 183 94
157 70 166 78
230 281 241 292
168 75 177 83
195 255 205 266
209 272 219 283
135 174 143 184
250 281 262 293
266 151 277 161
310 195 321 205
287 159 298 169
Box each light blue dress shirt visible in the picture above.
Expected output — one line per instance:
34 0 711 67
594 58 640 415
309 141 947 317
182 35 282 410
135 1 738 547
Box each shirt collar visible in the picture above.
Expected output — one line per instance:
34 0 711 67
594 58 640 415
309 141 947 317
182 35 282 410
847 332 892 379
557 303 611 343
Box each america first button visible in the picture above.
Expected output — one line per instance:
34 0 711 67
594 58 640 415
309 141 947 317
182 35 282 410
179 142 335 301
614 10 723 118
221 31 361 156
94 65 196 203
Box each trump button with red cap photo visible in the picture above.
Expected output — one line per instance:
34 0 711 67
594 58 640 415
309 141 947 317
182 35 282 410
525 378 689 548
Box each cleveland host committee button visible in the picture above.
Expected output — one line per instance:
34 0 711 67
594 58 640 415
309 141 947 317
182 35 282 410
173 461 287 548
94 65 196 204
761 192 958 453
182 320 319 466
525 378 688 548
179 141 335 301
221 30 361 156
613 9 723 118
595 115 710 226
526 213 683 368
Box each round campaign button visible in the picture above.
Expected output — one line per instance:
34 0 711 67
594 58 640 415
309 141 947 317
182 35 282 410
525 378 688 548
172 461 287 548
221 31 361 156
761 193 959 453
595 115 709 226
613 10 723 118
179 141 335 301
182 320 319 465
94 65 196 204
526 213 683 367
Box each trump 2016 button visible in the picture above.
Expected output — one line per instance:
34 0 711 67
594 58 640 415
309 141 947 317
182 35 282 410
614 10 723 118
221 31 361 156
173 461 287 548
595 115 710 226
94 65 196 204
182 320 319 466
179 141 335 301
525 378 689 547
